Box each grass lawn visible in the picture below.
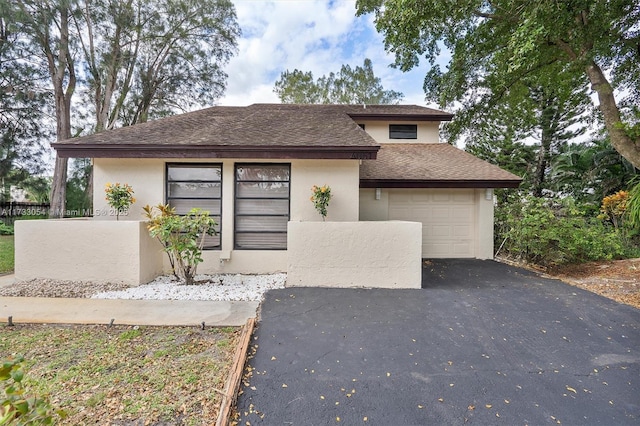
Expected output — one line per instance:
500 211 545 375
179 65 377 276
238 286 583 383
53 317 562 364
0 234 14 274
1 324 240 425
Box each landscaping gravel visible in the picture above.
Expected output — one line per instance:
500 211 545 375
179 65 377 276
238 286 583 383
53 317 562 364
0 273 287 301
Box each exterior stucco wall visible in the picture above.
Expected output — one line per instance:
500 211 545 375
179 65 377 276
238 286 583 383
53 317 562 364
475 189 495 260
15 219 163 285
356 121 440 144
93 158 164 220
359 188 495 259
93 158 360 274
287 221 422 288
359 188 390 221
290 160 359 222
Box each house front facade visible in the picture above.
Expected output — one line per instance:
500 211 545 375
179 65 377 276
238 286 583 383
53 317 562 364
17 104 520 288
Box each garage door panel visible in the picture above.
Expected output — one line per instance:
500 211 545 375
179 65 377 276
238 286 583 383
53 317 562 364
453 225 472 237
451 206 474 221
411 193 431 202
453 192 474 202
430 225 451 237
389 189 477 258
431 207 450 220
428 243 454 257
390 192 413 203
453 242 474 256
432 193 451 202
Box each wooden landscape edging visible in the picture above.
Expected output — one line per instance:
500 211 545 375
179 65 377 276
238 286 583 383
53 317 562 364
215 317 256 426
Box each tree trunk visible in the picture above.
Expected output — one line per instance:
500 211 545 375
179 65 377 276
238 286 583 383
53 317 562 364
49 156 68 217
585 61 640 169
47 5 75 218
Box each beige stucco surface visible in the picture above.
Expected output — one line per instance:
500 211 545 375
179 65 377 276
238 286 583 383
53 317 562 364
287 221 422 288
359 188 494 259
93 158 360 274
357 121 440 143
15 219 163 285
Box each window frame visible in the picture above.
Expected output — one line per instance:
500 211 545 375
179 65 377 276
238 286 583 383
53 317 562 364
234 163 291 251
165 162 222 250
389 124 418 139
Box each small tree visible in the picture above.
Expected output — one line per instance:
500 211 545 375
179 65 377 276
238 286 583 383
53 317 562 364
310 185 331 221
104 183 135 220
599 190 629 230
143 204 217 285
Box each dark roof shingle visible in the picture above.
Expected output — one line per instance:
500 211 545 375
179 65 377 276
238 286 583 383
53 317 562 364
53 103 452 153
360 144 522 188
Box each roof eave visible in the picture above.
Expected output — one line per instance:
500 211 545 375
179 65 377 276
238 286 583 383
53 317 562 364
359 179 522 189
348 113 454 122
52 144 380 160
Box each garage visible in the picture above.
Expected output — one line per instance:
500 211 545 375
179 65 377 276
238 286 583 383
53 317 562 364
359 143 521 260
388 189 476 258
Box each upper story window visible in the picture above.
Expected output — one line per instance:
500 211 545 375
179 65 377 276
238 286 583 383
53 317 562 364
389 124 417 139
235 164 290 250
166 163 221 249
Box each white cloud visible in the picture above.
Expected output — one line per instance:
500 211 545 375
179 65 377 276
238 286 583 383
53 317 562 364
219 0 447 109
221 0 360 105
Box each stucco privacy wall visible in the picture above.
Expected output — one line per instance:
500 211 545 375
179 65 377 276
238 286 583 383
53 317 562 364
93 158 360 274
356 121 440 143
359 188 495 259
287 221 422 289
15 219 163 285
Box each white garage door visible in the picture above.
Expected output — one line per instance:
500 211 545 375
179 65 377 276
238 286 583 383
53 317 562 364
388 189 477 258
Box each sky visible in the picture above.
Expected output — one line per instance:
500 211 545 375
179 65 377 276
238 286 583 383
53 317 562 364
218 0 447 107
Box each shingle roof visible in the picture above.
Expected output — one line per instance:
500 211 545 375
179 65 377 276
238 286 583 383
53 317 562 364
360 144 522 188
52 104 452 159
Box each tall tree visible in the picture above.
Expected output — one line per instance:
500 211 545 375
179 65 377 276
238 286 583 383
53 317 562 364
11 0 77 217
460 65 591 197
357 0 640 168
274 58 403 104
77 0 239 129
6 0 239 217
74 0 239 209
0 3 52 202
464 114 536 185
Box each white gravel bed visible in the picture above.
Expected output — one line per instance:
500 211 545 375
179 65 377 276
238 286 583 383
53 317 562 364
92 273 287 301
2 273 287 301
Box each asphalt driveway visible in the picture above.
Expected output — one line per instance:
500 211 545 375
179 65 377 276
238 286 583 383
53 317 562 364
236 260 640 425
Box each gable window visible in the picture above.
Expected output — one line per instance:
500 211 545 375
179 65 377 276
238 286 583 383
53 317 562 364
166 163 221 249
235 164 290 250
389 124 417 139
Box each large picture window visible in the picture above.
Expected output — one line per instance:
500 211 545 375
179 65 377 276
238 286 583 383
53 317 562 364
166 163 221 249
235 164 290 250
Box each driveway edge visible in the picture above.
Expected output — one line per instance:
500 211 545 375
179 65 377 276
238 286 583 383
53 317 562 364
216 317 255 426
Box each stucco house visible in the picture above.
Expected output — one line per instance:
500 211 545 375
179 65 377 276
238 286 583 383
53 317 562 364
16 104 520 289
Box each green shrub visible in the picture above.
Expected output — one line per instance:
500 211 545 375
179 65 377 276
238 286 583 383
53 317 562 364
496 195 628 266
628 180 640 230
0 223 13 236
143 204 217 285
1 356 66 424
